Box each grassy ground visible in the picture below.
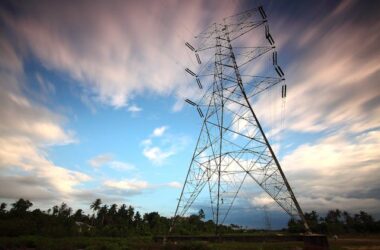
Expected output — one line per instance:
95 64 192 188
0 235 379 249
0 236 156 250
329 235 380 250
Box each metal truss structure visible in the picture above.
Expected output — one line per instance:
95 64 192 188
171 6 310 234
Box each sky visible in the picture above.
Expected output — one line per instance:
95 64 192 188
0 0 379 229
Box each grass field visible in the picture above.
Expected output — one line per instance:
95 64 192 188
0 235 379 249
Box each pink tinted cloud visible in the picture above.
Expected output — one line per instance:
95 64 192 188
254 0 380 134
1 0 240 108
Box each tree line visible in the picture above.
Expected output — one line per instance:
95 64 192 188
0 198 230 237
288 209 380 234
1 198 379 237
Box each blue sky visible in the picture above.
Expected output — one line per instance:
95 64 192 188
1 0 379 229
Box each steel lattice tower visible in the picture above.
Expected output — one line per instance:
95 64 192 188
171 6 310 234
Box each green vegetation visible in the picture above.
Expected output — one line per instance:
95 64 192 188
1 199 380 249
0 198 232 237
288 209 380 235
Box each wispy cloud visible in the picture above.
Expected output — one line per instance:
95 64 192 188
165 181 182 189
109 161 136 171
0 0 239 109
103 178 181 195
104 179 149 192
255 1 380 135
143 146 175 165
127 104 142 113
88 154 113 168
35 73 56 96
142 126 188 165
0 35 88 203
88 154 135 171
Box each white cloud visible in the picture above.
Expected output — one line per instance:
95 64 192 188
143 146 175 165
0 35 89 203
88 154 113 168
103 178 181 193
250 193 275 207
104 179 149 191
0 88 76 146
165 181 182 189
282 130 380 214
109 161 135 171
128 104 142 113
142 126 189 165
88 154 135 171
152 126 168 137
0 135 91 201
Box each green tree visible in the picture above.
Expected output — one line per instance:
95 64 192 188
118 204 127 217
98 205 108 225
134 211 142 229
127 205 135 226
90 199 102 214
90 198 102 225
73 209 84 221
342 211 354 233
325 209 342 224
325 209 344 234
11 199 33 214
108 204 117 224
58 202 72 218
144 212 161 233
0 202 6 213
353 211 376 232
52 205 59 216
109 204 117 216
198 209 205 220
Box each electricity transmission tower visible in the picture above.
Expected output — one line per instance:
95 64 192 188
263 205 272 231
171 6 310 234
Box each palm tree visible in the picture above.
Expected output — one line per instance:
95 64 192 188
90 199 102 213
109 204 118 215
90 198 102 225
98 205 108 226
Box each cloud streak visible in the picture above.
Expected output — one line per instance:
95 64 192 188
0 33 89 204
0 0 239 109
248 0 380 216
103 178 181 195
